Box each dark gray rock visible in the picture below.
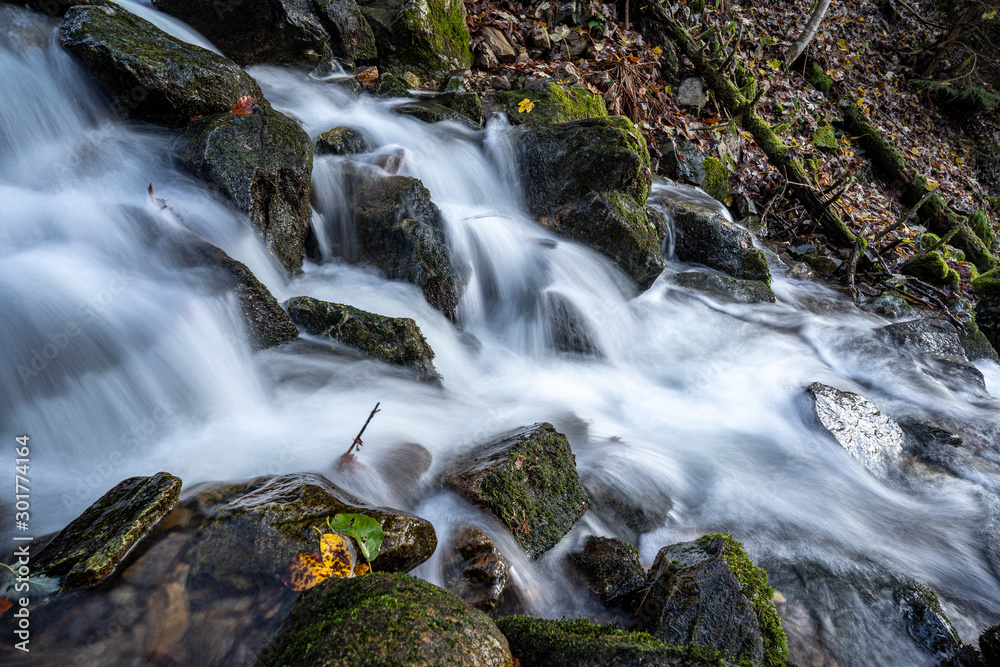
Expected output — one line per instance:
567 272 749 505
34 472 182 589
882 318 987 391
660 137 705 185
351 175 464 318
313 0 378 62
671 209 771 283
670 271 776 304
975 296 1000 360
284 296 440 382
580 472 671 546
315 126 372 155
395 100 480 129
676 77 707 114
60 4 262 126
442 525 511 613
545 292 601 356
175 106 314 274
807 383 904 477
517 117 664 290
571 536 646 610
373 72 415 98
255 573 513 667
439 423 589 559
980 624 1000 664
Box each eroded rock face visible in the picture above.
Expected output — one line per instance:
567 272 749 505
284 295 440 382
351 175 464 318
34 472 182 589
175 106 314 274
517 117 665 290
183 473 437 585
571 536 646 610
255 573 513 667
442 525 511 613
439 423 590 559
60 4 262 126
807 382 904 477
356 0 473 78
671 209 771 284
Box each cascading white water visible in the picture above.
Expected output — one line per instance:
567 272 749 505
3 4 1000 663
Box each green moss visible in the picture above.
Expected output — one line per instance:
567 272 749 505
806 61 833 95
702 156 731 202
495 616 735 666
811 124 837 150
920 232 942 249
695 534 788 667
907 252 959 287
972 267 1000 298
501 83 607 125
970 210 996 249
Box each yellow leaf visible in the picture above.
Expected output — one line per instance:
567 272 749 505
926 180 940 191
320 532 357 578
837 38 848 51
355 561 371 576
282 532 358 591
282 552 333 591
518 98 535 113
650 46 662 57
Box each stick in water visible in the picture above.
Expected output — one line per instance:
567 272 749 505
340 402 381 470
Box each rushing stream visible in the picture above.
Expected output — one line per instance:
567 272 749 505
2 4 1000 664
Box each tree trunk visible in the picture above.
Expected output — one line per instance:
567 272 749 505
786 0 833 66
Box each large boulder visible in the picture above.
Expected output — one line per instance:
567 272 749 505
255 573 513 667
351 175 464 318
356 0 474 78
60 4 262 126
807 383 904 478
172 238 299 350
153 0 376 66
636 535 788 667
516 117 665 290
670 209 770 283
439 423 590 559
175 105 314 274
284 296 440 382
500 82 607 126
34 472 182 589
182 473 437 586
496 617 738 667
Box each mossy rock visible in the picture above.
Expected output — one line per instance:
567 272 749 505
437 91 484 125
439 423 589 559
701 156 731 202
671 210 771 284
972 266 1000 299
969 209 996 249
172 238 299 350
255 572 513 667
571 536 647 610
637 534 788 667
284 296 440 382
517 116 664 290
350 175 464 318
316 126 373 155
183 473 438 586
373 72 415 98
811 124 838 151
495 616 737 667
959 318 999 361
669 271 775 304
356 0 473 79
34 472 182 589
894 583 963 661
906 252 960 287
313 0 378 62
395 100 480 129
60 4 262 125
500 82 608 126
175 105 314 274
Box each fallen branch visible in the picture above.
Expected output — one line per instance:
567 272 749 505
340 402 381 470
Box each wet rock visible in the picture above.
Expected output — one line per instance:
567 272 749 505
807 383 904 477
34 472 182 589
172 238 299 350
947 645 987 667
500 82 607 126
437 91 484 125
545 292 601 356
255 572 513 667
284 296 440 382
517 116 664 290
442 525 511 613
863 290 918 320
885 318 969 359
373 71 415 98
350 175 464 317
183 473 437 585
356 0 474 78
315 126 372 155
972 269 1000 359
373 442 433 504
313 0 378 62
439 423 590 559
671 209 771 284
897 584 964 661
395 100 480 129
801 252 841 276
637 535 787 666
660 137 705 185
580 472 671 545
676 77 708 114
571 536 646 610
552 62 584 85
980 624 1000 664
175 106 314 274
670 271 776 304
480 25 517 63
958 319 999 362
60 4 262 126
496 616 738 667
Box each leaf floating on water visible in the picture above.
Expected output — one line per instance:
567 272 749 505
229 96 260 115
327 513 384 563
282 551 333 591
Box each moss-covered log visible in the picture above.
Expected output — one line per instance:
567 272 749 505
649 6 856 247
802 60 997 273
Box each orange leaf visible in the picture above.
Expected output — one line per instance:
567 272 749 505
0 598 13 616
229 96 260 115
355 561 371 576
282 551 332 591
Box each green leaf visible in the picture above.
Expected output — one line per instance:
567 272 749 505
327 513 384 563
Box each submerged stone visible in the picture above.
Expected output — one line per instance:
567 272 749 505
442 525 511 613
670 271 776 304
255 572 513 667
60 4 262 126
439 423 589 559
807 382 904 477
175 106 314 274
284 296 440 382
395 100 480 129
34 472 182 589
517 116 664 290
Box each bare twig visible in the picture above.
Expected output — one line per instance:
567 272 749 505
345 402 381 457
872 190 936 248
